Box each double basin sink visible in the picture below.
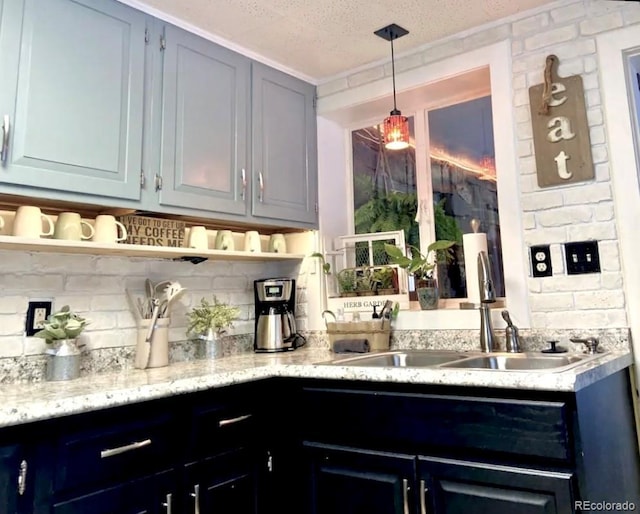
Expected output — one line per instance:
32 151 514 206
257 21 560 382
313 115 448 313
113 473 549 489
324 349 605 372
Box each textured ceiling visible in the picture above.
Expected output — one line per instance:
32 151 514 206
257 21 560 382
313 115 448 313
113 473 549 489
135 0 556 81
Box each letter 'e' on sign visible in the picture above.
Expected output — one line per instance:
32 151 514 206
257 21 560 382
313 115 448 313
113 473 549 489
528 55 595 188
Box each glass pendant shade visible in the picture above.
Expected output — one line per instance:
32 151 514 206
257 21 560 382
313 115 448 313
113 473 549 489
383 111 409 150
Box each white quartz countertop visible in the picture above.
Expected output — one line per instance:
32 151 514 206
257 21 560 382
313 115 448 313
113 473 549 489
0 347 633 428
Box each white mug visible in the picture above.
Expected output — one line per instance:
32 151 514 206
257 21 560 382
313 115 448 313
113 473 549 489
188 226 209 250
269 233 287 253
54 212 95 241
0 215 4 231
13 206 54 238
243 230 261 253
214 230 234 251
93 215 127 243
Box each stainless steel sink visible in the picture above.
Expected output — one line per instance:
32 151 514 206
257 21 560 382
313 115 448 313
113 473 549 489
440 354 586 371
325 350 468 368
322 350 604 372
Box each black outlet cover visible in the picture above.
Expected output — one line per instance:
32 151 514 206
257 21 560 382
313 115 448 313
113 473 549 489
565 241 600 274
530 245 552 277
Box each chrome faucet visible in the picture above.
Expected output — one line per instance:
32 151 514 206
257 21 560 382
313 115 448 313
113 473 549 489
478 251 497 352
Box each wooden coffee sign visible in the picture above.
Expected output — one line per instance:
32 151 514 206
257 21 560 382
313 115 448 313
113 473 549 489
528 55 594 188
117 214 186 247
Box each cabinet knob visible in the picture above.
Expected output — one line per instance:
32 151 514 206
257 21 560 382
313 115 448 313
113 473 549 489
1 115 10 163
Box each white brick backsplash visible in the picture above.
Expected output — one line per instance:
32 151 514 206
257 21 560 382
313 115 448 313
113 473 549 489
0 252 33 272
512 13 550 37
586 107 603 126
422 39 464 64
516 121 533 139
594 202 615 222
622 6 640 25
521 190 564 211
517 140 533 158
524 25 579 51
0 314 25 336
513 53 548 75
601 272 624 290
524 227 568 245
65 275 124 293
116 310 137 329
0 274 64 293
513 73 527 90
580 11 624 35
598 241 621 272
591 144 608 164
536 206 593 227
519 174 540 194
95 257 148 275
90 294 129 311
551 38 596 59
529 293 574 312
567 221 617 241
550 2 586 23
585 89 601 107
513 88 530 107
31 253 96 273
0 296 27 314
519 155 537 175
562 183 611 204
383 53 423 75
0 337 22 358
583 56 597 73
347 67 384 88
589 125 606 145
522 213 536 230
213 275 249 291
574 290 625 309
540 274 600 292
594 162 610 182
582 72 600 90
316 77 349 98
556 57 584 76
24 337 48 356
527 277 542 293
543 309 627 328
86 329 137 350
512 40 523 56
462 25 511 50
514 105 531 124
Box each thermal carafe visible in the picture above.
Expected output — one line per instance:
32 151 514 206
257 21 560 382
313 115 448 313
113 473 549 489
254 278 305 352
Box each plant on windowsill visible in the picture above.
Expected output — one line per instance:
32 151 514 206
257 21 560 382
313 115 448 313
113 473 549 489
336 268 357 297
34 305 90 381
371 266 397 295
384 240 456 310
186 296 240 358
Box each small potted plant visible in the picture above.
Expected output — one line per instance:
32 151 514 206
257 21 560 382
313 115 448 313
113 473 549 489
34 305 90 381
372 266 397 295
355 266 375 296
384 240 456 309
187 296 240 358
336 268 357 297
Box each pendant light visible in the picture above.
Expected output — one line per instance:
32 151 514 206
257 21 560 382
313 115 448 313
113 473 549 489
374 23 410 150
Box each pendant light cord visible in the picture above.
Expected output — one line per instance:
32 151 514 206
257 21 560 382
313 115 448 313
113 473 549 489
390 36 398 112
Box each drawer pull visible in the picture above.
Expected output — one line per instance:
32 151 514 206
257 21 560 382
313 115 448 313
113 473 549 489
241 168 247 199
17 459 27 495
258 171 264 202
1 114 9 163
402 478 410 514
162 492 173 514
100 438 152 458
190 484 200 514
420 479 429 514
218 413 252 427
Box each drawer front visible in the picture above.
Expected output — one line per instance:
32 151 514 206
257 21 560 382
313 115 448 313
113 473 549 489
301 387 571 462
54 411 174 493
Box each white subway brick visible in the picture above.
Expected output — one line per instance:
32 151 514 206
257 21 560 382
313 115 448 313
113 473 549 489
589 125 606 145
23 337 48 356
516 121 533 139
517 140 533 158
90 294 128 311
462 25 511 50
550 2 587 23
513 73 527 90
0 274 64 293
520 174 540 194
580 12 624 35
0 251 33 272
0 337 22 358
513 53 549 75
591 145 608 164
524 25 579 51
213 275 249 291
0 296 28 314
622 6 640 25
567 221 617 241
586 107 603 126
586 89 601 107
512 13 550 37
524 227 568 246
31 253 96 273
563 183 611 204
582 72 600 91
529 293 574 312
519 155 537 175
521 191 564 211
530 312 549 326
552 38 596 59
0 314 25 336
515 105 531 124
594 162 610 182
598 241 621 272
65 275 124 293
557 57 584 76
540 274 600 292
544 309 626 328
527 277 542 293
116 310 137 328
512 40 524 56
95 257 148 275
85 329 136 350
513 88 530 107
601 272 623 290
584 56 598 74
537 206 593 227
594 202 615 222
422 39 464 64
522 213 536 230
574 290 625 309
348 66 384 88
317 77 349 98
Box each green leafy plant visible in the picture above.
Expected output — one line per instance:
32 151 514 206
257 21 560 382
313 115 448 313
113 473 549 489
384 240 456 281
372 266 395 290
310 252 332 274
187 297 240 337
336 268 357 294
34 305 89 343
355 267 375 294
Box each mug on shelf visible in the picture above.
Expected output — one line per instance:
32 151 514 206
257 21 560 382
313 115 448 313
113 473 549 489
214 230 234 251
53 212 95 241
93 215 128 244
13 206 54 238
187 226 209 250
0 214 4 232
243 230 261 253
268 233 287 253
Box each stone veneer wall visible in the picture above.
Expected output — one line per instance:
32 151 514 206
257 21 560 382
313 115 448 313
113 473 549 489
0 250 303 382
317 0 640 329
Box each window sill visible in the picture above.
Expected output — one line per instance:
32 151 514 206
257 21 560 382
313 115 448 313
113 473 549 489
394 301 508 331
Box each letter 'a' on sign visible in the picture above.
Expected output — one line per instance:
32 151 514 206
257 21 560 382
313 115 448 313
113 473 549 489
528 54 595 188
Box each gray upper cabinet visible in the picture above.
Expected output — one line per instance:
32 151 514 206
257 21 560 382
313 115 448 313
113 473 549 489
251 63 318 225
156 24 250 216
0 0 146 201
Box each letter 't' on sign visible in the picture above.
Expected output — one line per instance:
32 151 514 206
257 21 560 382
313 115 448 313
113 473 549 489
528 54 595 188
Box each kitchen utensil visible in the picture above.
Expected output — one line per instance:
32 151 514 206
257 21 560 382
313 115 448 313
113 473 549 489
135 317 170 369
125 288 143 322
160 282 185 317
142 298 161 369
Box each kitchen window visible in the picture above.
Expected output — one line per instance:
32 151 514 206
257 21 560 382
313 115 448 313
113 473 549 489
350 95 505 303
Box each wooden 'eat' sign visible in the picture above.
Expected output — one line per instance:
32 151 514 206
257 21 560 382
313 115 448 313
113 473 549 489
528 55 594 188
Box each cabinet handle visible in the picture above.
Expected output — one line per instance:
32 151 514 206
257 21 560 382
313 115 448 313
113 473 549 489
17 460 27 496
402 478 410 514
154 174 163 192
1 114 9 163
241 168 247 199
218 413 252 427
100 438 152 458
162 493 173 514
420 479 429 514
258 171 264 202
190 484 200 514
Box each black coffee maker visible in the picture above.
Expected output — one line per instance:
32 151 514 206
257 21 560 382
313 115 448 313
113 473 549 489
254 278 305 352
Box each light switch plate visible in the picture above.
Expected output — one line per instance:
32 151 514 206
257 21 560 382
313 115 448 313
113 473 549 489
564 241 600 274
530 245 552 277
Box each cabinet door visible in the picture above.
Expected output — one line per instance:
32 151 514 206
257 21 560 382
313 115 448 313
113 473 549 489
251 62 318 225
157 24 249 216
304 443 416 514
418 457 574 514
0 0 146 201
185 450 258 514
0 443 26 514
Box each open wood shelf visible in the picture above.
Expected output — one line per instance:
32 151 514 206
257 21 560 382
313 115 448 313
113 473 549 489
0 235 305 262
